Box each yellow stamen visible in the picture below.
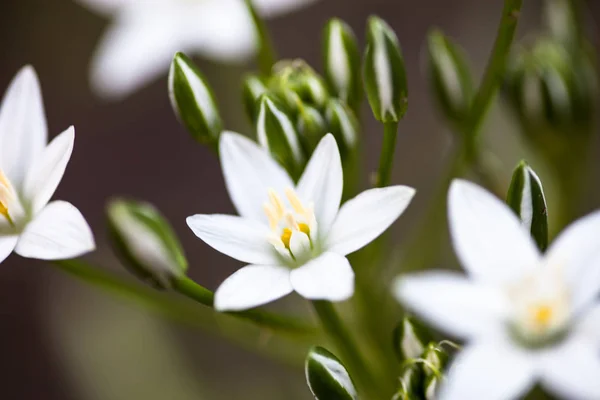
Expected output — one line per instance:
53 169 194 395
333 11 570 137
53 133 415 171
263 203 279 230
285 188 305 215
0 170 10 189
298 223 310 236
285 213 298 230
531 304 553 328
280 228 292 249
0 201 14 226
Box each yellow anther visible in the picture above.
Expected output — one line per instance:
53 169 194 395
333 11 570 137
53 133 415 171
298 223 310 237
531 304 553 329
285 188 306 215
280 228 292 249
0 201 14 226
268 189 285 219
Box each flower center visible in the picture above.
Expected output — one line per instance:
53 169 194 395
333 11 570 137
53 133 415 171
263 187 317 263
508 265 571 348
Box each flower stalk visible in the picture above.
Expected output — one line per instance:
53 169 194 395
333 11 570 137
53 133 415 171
376 121 399 187
243 0 277 76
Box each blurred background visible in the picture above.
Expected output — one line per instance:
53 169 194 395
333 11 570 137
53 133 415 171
0 0 599 398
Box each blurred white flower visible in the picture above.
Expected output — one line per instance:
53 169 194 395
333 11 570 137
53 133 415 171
76 0 319 99
187 132 414 311
395 179 600 400
0 66 95 261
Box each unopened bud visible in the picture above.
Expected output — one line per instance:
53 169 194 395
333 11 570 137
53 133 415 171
325 99 359 158
271 60 330 111
323 18 362 109
169 52 222 146
305 346 358 400
393 315 432 362
426 29 473 127
507 161 548 251
363 16 408 122
107 199 188 289
242 74 268 124
297 105 328 155
256 94 305 178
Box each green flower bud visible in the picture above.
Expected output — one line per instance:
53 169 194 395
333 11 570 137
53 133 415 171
305 346 358 400
507 161 548 251
323 18 362 109
107 199 188 289
325 99 359 158
392 316 432 362
270 60 330 111
297 104 328 155
363 16 408 122
426 29 473 127
421 343 447 377
505 38 597 139
393 362 424 400
242 74 268 124
543 0 581 48
256 94 305 178
169 52 222 146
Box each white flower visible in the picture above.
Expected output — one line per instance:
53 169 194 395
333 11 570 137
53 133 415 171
76 0 319 99
187 132 414 311
395 179 600 400
0 66 95 261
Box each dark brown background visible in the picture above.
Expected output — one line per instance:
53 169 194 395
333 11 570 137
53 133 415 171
0 0 599 398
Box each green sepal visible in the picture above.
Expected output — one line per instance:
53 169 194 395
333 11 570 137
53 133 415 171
242 74 268 125
363 16 408 122
426 29 474 129
297 104 328 155
322 18 362 111
506 161 548 251
392 315 435 362
168 52 222 147
106 199 188 289
305 346 358 400
256 94 305 179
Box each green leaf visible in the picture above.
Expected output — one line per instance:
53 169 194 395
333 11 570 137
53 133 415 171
106 198 188 289
169 52 222 147
426 29 474 128
256 94 305 179
322 18 362 111
506 161 548 251
363 16 408 123
305 346 358 400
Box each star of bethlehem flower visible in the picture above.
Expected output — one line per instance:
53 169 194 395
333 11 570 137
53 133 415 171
187 132 415 311
75 0 319 99
395 179 600 400
0 66 95 262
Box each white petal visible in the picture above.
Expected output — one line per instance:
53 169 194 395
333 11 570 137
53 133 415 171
15 201 95 260
89 5 187 99
394 272 508 339
541 337 600 400
186 214 279 265
448 179 540 284
545 210 600 312
214 265 292 311
296 134 343 236
575 303 600 347
290 252 354 301
252 0 319 18
439 341 536 400
219 131 294 222
0 66 47 188
23 126 74 214
74 0 136 15
326 185 415 255
289 230 311 259
0 236 18 264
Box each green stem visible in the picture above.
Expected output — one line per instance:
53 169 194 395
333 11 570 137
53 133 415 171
376 121 399 187
243 0 277 76
312 301 381 398
54 259 315 335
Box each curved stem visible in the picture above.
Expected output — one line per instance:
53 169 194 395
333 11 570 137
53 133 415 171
376 121 399 187
54 259 315 336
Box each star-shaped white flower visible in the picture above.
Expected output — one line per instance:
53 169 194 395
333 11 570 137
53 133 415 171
0 66 95 262
395 179 600 400
76 0 319 99
187 132 415 311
